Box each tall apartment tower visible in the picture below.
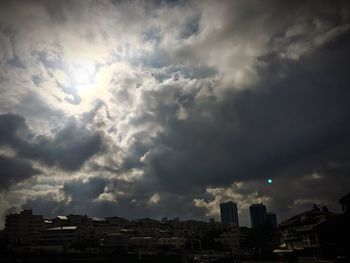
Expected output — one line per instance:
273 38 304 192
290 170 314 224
220 201 239 227
4 209 43 245
267 212 278 227
249 203 267 228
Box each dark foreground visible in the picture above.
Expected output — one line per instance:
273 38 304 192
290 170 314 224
0 253 183 263
0 252 282 263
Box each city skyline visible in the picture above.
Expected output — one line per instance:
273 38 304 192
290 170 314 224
0 0 350 229
3 191 349 260
6 199 274 227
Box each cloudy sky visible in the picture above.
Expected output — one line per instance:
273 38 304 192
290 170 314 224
0 0 349 227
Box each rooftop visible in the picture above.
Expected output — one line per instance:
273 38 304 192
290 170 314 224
45 226 77 231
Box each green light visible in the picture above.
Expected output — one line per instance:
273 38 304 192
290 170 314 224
267 178 273 184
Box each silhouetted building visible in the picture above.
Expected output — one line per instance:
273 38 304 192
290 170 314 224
215 227 249 251
159 237 186 249
106 216 131 227
339 192 350 212
51 215 69 227
220 201 239 227
267 212 278 227
68 214 89 226
313 193 350 260
129 236 159 249
249 203 267 228
39 226 78 246
277 206 338 260
100 233 129 252
4 209 43 245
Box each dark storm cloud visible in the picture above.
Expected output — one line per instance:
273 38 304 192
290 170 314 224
88 192 205 220
140 31 350 194
22 180 206 221
22 195 67 219
0 113 102 170
0 156 39 189
0 113 27 145
62 177 108 203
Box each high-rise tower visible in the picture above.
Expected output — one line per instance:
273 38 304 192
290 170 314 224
220 201 239 227
249 203 267 228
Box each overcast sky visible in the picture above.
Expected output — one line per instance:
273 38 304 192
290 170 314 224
0 0 349 227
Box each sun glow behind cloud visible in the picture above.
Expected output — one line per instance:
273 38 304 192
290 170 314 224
62 54 114 110
69 59 99 95
71 60 95 85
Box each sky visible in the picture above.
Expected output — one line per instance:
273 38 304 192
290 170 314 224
0 0 349 227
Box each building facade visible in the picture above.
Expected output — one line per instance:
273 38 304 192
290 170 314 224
159 237 186 249
267 213 278 227
4 209 43 245
220 201 239 227
278 208 337 259
249 203 267 228
215 227 249 252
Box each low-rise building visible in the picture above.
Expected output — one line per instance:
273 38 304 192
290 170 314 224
39 226 78 246
4 209 43 245
129 236 159 250
215 227 249 252
136 227 160 237
91 217 108 239
68 214 89 226
278 207 337 258
106 216 135 228
51 216 69 228
159 237 186 249
100 233 129 252
137 218 162 228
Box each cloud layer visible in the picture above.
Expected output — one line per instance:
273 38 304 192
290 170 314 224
0 0 349 227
